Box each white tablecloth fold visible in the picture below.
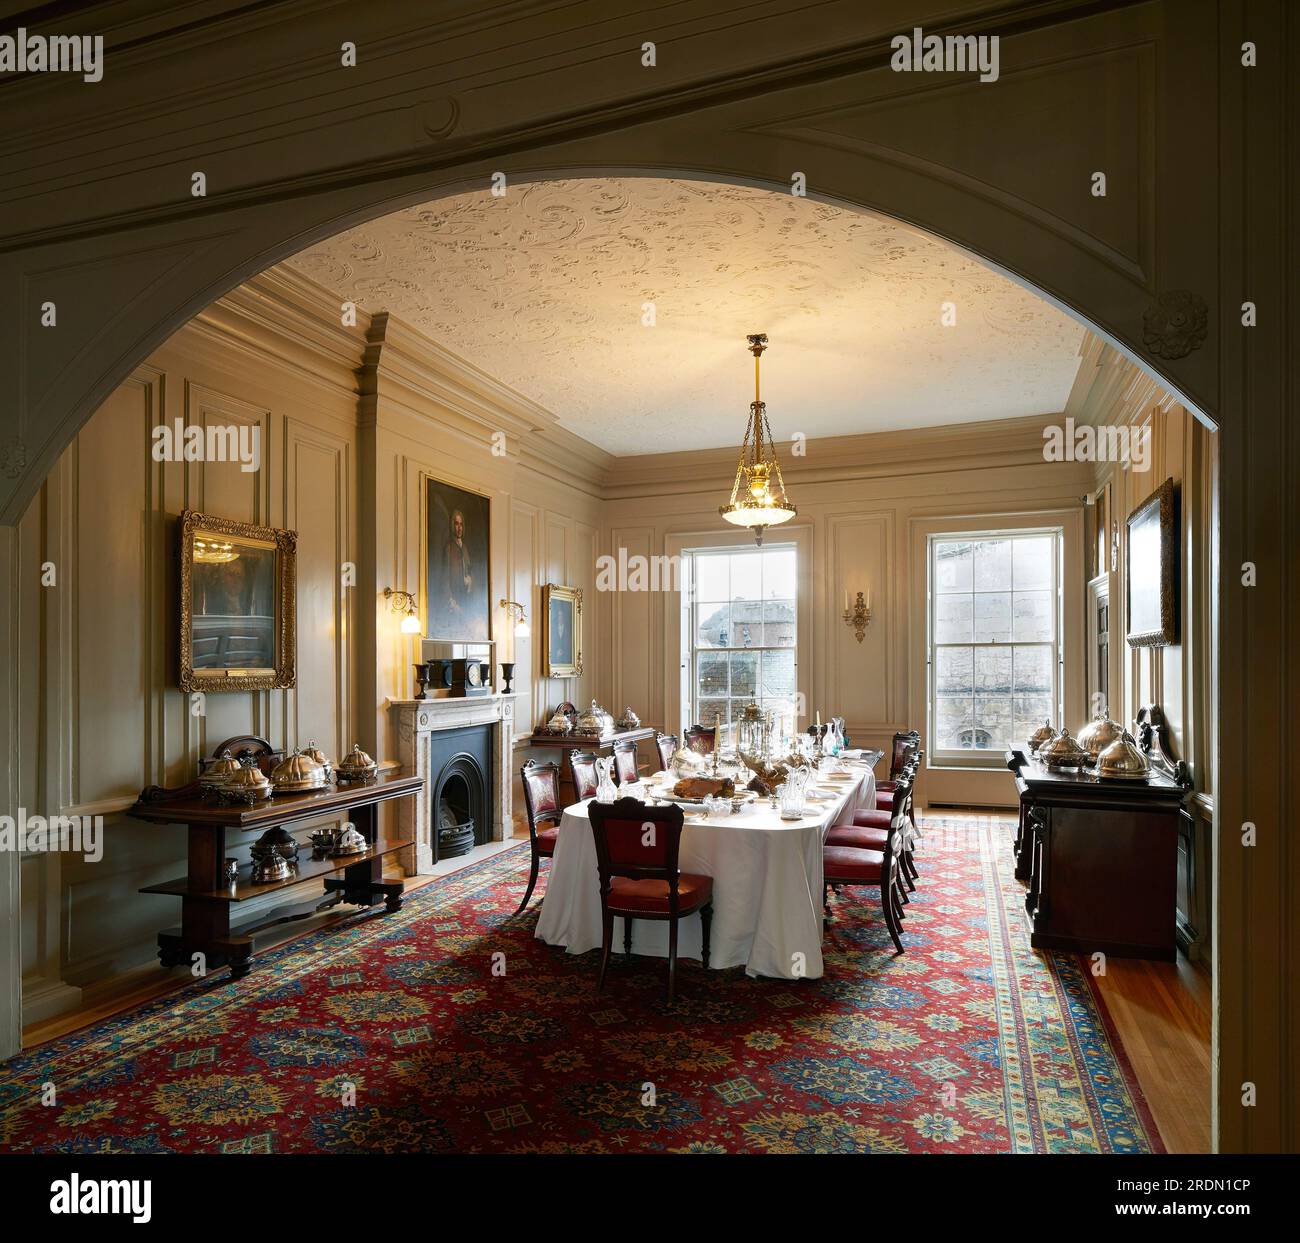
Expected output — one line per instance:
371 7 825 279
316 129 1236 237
534 768 875 979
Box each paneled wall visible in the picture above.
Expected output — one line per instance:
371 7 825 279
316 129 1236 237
13 269 608 1019
14 280 362 1017
1067 337 1217 957
600 418 1094 808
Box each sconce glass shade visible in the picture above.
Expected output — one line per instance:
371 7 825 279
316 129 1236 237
515 619 530 638
400 608 422 634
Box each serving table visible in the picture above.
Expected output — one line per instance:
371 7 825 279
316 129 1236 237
523 725 658 802
1005 740 1190 960
535 765 875 979
130 772 422 979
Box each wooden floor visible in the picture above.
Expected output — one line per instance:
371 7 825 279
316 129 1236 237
25 808 1213 1153
927 804 1212 1153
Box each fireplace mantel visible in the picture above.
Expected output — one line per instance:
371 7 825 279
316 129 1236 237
388 695 514 874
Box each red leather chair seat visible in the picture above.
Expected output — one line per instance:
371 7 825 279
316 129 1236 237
607 872 713 913
536 826 559 855
822 845 884 883
876 780 898 792
874 790 893 810
852 809 891 828
825 823 888 849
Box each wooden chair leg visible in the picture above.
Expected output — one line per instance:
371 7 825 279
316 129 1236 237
597 907 614 991
667 916 679 1004
882 887 905 954
623 915 633 956
513 849 540 915
700 903 712 970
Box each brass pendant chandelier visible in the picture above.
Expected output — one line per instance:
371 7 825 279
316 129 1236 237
719 333 797 545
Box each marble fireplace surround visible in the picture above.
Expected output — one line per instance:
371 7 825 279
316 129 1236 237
389 695 514 874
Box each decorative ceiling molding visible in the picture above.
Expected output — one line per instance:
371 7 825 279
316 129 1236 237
288 177 1085 455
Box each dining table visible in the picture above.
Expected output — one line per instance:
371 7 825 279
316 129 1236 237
534 758 878 980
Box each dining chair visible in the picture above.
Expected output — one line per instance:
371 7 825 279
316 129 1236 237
612 738 641 785
587 796 713 1003
515 760 562 915
822 772 912 953
654 732 678 772
683 724 716 754
568 748 600 800
831 758 921 891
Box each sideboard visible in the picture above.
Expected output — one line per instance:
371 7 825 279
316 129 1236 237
1005 716 1193 961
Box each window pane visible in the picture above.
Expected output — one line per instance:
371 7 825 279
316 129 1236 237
935 646 973 696
1013 537 1053 590
935 541 972 593
697 653 728 698
694 555 729 604
1013 646 1053 695
762 599 797 644
763 549 796 599
974 647 1012 695
730 651 758 698
1014 696 1054 742
760 649 796 698
973 592 1012 642
729 553 762 602
973 539 1012 591
696 604 730 649
971 697 1013 749
1013 590 1053 641
697 699 728 727
730 616 763 648
935 697 972 750
934 594 973 643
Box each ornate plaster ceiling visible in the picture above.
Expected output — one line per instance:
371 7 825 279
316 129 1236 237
289 178 1084 456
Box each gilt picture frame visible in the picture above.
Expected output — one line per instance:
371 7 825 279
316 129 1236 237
1125 476 1178 648
179 509 297 692
542 584 583 678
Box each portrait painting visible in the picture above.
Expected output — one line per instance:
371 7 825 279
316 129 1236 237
542 583 582 678
427 478 490 642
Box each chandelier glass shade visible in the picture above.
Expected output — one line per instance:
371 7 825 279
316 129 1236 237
719 334 796 544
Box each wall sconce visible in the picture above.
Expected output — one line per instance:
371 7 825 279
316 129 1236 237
500 598 530 637
384 587 422 634
842 589 873 643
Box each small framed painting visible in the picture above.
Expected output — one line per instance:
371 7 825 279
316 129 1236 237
1126 476 1178 648
179 509 296 692
542 584 583 678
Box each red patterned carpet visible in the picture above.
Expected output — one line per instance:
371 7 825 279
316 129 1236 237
0 817 1162 1153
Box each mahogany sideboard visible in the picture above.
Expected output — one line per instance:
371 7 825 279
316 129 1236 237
1005 744 1192 961
130 772 422 980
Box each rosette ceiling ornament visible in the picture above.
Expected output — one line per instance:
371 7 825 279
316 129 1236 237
719 334 797 545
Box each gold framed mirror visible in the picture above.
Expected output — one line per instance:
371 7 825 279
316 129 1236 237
179 509 297 691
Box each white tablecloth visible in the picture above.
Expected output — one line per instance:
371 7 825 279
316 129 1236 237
534 767 876 979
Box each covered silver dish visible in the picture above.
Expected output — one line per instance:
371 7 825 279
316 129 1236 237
616 706 641 731
270 747 328 793
1039 728 1089 772
202 749 243 793
576 700 612 737
332 823 368 856
1027 720 1057 754
221 761 272 804
301 739 333 781
336 742 378 783
1097 729 1151 780
1077 713 1124 764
